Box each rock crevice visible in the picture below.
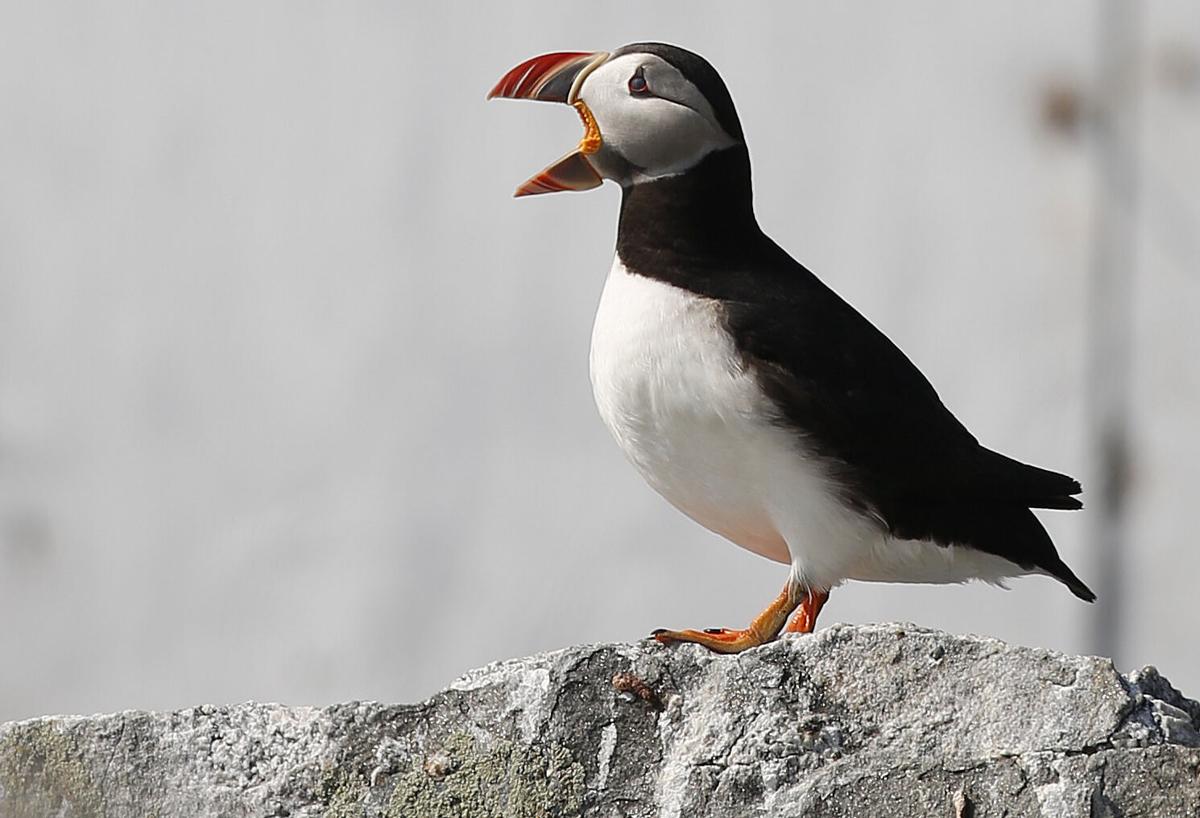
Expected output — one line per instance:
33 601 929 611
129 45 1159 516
2 624 1198 817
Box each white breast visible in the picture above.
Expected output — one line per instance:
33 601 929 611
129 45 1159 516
588 257 886 588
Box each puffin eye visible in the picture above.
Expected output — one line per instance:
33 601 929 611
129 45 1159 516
628 67 650 96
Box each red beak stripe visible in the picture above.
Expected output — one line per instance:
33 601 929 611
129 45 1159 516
488 52 607 103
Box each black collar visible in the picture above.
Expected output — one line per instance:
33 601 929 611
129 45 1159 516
616 146 796 299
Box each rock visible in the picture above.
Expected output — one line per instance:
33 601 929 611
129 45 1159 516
2 624 1198 817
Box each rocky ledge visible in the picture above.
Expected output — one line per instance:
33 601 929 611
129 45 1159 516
2 624 1199 817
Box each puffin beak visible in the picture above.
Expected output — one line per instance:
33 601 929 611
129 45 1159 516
488 51 610 197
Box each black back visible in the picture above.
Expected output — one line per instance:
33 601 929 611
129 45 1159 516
616 145 1094 601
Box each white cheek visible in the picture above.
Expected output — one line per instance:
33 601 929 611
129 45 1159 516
584 87 733 178
612 100 728 175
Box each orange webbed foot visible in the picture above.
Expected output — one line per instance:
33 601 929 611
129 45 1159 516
651 582 832 655
651 626 775 654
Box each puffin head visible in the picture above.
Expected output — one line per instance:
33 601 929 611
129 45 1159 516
488 43 744 196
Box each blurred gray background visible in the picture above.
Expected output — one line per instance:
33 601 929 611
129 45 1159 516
1 2 1197 723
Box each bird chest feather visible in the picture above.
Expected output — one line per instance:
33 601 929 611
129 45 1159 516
589 257 795 563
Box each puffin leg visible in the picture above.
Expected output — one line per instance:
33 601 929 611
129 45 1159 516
784 588 830 634
651 582 803 654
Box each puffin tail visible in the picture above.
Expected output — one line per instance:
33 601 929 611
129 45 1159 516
1040 552 1097 602
1015 507 1096 602
950 501 1096 602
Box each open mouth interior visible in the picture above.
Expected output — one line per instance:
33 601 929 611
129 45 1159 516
573 101 601 155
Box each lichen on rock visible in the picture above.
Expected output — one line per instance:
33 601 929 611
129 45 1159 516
385 731 585 818
0 722 104 818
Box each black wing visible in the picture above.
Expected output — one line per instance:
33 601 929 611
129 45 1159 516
721 251 1092 600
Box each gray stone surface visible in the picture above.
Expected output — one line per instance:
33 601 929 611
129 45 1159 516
2 624 1198 817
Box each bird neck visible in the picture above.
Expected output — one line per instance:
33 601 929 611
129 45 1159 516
616 146 764 267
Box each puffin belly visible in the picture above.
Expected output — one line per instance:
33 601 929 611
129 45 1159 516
589 256 879 581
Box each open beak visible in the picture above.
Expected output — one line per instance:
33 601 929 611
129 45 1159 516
488 51 610 197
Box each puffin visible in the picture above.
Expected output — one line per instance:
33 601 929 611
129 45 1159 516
488 43 1093 653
